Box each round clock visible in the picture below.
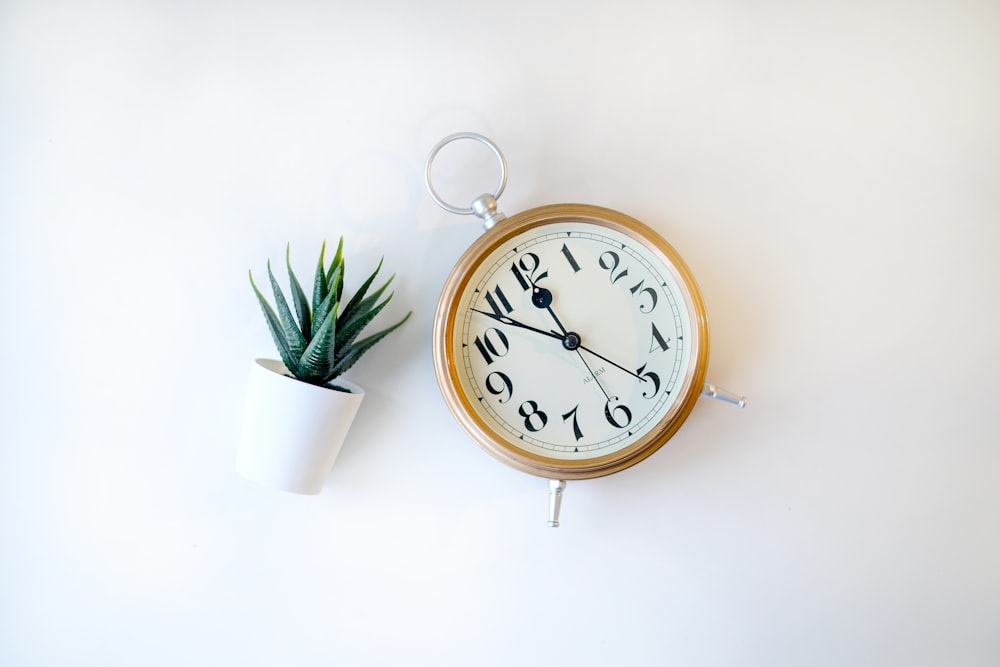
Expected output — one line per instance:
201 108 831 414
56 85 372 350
426 133 744 526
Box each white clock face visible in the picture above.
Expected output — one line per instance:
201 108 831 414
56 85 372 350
448 220 697 462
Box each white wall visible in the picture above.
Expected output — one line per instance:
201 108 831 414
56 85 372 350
2 1 998 665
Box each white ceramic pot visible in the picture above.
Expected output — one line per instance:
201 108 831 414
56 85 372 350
236 359 365 494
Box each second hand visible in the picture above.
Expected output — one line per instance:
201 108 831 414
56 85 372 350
531 285 615 402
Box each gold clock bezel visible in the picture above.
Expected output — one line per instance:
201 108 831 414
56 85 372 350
432 203 710 480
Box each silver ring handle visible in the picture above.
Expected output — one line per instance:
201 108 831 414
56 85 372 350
425 132 508 215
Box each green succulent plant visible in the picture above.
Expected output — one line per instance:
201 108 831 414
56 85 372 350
249 238 411 387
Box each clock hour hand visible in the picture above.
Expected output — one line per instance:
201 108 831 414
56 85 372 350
530 286 570 335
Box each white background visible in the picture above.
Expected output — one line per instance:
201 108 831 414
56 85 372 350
2 1 998 665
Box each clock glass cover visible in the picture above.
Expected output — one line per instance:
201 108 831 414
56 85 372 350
434 206 709 479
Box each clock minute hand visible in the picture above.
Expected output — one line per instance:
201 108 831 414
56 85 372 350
473 306 614 401
470 309 564 342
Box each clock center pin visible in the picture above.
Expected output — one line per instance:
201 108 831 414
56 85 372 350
562 331 582 351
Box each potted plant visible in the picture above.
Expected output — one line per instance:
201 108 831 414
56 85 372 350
237 238 411 494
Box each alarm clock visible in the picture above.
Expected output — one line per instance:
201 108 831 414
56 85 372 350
426 133 745 526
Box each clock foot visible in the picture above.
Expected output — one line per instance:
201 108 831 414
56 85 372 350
701 383 747 408
547 479 567 527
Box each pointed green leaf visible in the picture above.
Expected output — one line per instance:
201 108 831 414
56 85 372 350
267 260 307 359
328 310 411 380
286 244 311 339
312 240 329 317
339 259 384 325
335 292 391 352
298 303 338 384
326 237 344 301
312 264 342 338
250 270 299 375
339 273 394 339
334 258 345 302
